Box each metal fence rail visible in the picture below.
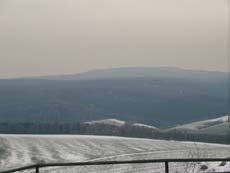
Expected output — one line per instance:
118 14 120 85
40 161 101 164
1 158 230 173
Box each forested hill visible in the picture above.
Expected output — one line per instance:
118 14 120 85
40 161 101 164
0 67 229 128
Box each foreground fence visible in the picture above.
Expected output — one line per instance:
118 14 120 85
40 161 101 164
1 158 230 173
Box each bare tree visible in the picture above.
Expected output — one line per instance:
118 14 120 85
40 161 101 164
181 143 208 173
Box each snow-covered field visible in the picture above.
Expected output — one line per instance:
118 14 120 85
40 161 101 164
0 135 229 173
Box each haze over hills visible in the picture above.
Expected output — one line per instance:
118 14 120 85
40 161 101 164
0 67 229 127
32 67 229 81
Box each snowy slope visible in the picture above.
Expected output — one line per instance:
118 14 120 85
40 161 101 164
132 123 159 130
84 119 126 127
0 135 229 173
191 123 230 135
83 119 159 131
168 115 230 132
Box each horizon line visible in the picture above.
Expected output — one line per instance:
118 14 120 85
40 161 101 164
0 66 229 79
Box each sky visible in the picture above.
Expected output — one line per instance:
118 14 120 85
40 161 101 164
0 0 229 78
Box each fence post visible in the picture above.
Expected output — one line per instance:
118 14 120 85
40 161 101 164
35 166 39 173
165 161 169 173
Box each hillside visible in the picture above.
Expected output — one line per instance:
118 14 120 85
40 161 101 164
0 67 229 127
193 123 230 135
167 115 230 133
0 117 229 144
84 119 159 130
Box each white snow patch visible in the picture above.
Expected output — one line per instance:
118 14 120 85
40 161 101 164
84 119 125 127
132 123 159 130
170 115 230 131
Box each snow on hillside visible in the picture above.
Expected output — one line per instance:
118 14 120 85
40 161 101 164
132 123 159 130
84 119 159 131
195 123 230 135
84 116 229 134
0 135 229 173
84 119 126 127
169 115 230 131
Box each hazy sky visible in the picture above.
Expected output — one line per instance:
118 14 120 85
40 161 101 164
0 0 229 78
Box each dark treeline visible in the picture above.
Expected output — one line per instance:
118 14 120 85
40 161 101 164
0 122 229 145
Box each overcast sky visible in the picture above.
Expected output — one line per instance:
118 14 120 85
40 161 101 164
0 0 229 78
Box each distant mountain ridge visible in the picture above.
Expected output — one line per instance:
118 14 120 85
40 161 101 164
31 67 229 81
